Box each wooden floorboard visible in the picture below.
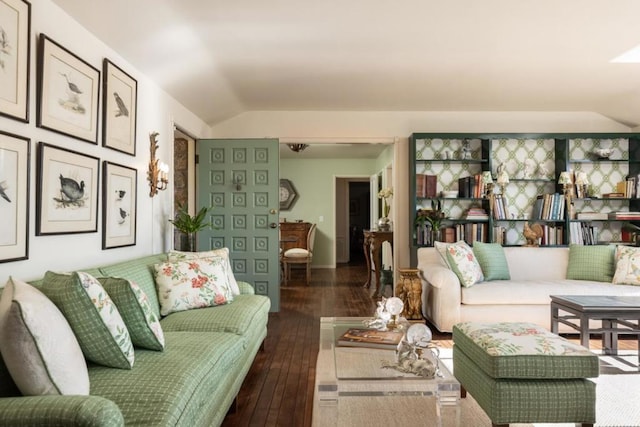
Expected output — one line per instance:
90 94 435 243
222 262 639 427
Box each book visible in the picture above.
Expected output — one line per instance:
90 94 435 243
337 328 405 350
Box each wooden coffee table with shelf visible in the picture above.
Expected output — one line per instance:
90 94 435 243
550 295 640 363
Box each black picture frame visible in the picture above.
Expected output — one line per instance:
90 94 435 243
102 59 137 156
36 142 100 235
36 34 100 144
102 161 137 249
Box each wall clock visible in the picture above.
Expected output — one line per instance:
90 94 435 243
279 179 298 211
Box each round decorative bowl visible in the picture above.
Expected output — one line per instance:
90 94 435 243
593 148 613 159
441 190 458 198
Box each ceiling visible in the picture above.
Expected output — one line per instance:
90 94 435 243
53 0 640 128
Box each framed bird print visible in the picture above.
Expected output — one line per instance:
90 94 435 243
0 0 31 122
102 59 137 156
102 161 137 249
36 142 99 235
36 34 100 144
0 131 30 263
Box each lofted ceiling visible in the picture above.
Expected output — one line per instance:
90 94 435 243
53 0 640 128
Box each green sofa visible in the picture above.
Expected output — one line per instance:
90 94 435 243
0 253 271 427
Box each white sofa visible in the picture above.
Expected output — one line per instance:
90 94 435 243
418 246 640 333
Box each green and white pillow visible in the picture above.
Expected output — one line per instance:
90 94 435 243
99 277 165 350
168 248 240 295
0 277 89 395
473 242 511 281
566 244 615 282
441 241 484 287
154 256 235 316
612 245 640 285
41 271 134 369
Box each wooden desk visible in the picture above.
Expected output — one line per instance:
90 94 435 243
362 229 393 297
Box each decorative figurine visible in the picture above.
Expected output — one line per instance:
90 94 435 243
523 159 536 179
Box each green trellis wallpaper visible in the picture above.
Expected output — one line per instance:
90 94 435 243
414 137 633 245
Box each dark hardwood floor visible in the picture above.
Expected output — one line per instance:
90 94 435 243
222 262 638 427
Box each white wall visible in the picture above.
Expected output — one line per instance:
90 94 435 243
0 0 211 285
211 110 633 270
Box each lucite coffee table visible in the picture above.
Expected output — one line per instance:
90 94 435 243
312 317 460 427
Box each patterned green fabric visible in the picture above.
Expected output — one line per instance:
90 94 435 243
454 346 596 424
89 331 244 426
0 395 124 426
160 294 270 348
40 271 134 369
566 243 615 282
472 241 510 281
453 322 599 379
237 281 255 295
98 277 165 351
99 254 168 319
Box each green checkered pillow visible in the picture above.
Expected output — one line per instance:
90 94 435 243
41 271 134 369
98 277 165 351
566 244 615 282
473 242 510 281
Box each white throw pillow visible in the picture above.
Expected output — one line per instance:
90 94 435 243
0 277 89 395
168 248 240 295
155 257 235 316
613 245 640 285
442 241 484 287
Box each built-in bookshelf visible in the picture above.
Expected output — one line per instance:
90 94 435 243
409 133 640 265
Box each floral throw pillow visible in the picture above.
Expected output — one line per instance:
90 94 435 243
612 245 640 285
168 248 240 295
154 257 234 316
41 271 134 369
443 241 484 287
99 277 165 351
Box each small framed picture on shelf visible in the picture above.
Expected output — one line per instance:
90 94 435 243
102 161 137 249
102 59 137 155
0 0 31 122
0 131 30 263
36 142 100 235
36 34 100 144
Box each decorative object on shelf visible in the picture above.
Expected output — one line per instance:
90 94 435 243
441 190 457 198
523 222 543 247
593 147 613 159
558 171 574 219
461 138 472 159
168 203 214 252
286 143 308 153
147 132 169 197
481 171 494 199
523 158 536 179
496 164 510 194
377 187 393 230
279 178 299 211
574 171 590 198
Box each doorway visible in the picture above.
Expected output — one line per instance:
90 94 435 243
348 181 370 265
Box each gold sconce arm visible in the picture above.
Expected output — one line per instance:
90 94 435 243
148 132 169 197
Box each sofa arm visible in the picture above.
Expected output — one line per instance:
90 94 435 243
237 281 255 295
0 395 124 427
419 263 462 333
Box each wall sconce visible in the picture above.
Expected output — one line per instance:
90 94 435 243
148 132 169 197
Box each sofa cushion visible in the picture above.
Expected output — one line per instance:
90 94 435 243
440 241 484 287
88 331 245 426
154 257 235 316
473 242 510 281
612 245 640 286
566 244 615 282
0 277 89 396
453 322 599 379
41 271 134 369
168 248 240 295
98 277 165 351
99 254 168 319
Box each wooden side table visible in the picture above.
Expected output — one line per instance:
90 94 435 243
397 268 423 320
362 229 393 298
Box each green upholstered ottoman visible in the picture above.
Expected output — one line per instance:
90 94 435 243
452 322 599 427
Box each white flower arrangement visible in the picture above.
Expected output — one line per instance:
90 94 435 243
378 187 393 217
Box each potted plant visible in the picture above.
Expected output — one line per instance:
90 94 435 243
169 203 214 251
415 199 446 245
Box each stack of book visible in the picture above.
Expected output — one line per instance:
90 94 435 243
492 194 511 220
576 212 608 220
458 174 486 198
531 193 565 221
453 222 488 244
337 328 405 350
615 176 640 198
569 222 599 245
539 224 564 246
608 211 640 220
465 207 489 221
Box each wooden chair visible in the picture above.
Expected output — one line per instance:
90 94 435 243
281 223 317 285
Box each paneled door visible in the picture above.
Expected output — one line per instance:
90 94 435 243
196 139 280 311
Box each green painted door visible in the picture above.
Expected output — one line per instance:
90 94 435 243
196 138 280 311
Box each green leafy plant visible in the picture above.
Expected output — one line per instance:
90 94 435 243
415 199 446 230
169 203 214 234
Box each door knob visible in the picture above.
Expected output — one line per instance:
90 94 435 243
269 222 278 229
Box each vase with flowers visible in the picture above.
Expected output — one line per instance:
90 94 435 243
416 199 446 245
377 187 393 231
